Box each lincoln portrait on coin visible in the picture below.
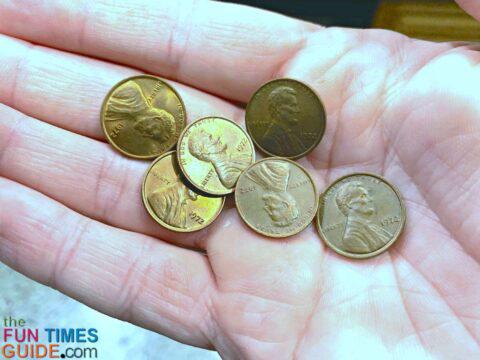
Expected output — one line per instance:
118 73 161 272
246 161 299 227
106 80 175 144
335 181 392 253
262 86 306 155
148 180 198 229
188 129 251 188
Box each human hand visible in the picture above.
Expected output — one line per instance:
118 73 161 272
0 1 479 358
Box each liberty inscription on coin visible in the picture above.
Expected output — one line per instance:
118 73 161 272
101 75 186 159
142 151 224 232
177 117 255 195
235 158 318 238
317 173 406 259
246 78 326 159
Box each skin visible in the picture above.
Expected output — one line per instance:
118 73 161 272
0 0 479 358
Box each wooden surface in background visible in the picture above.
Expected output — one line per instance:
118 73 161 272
374 1 480 41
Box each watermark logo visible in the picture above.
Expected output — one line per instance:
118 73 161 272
1 316 99 359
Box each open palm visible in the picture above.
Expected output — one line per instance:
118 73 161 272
0 1 479 359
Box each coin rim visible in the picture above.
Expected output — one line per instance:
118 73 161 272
176 116 256 196
316 172 406 259
235 157 319 238
245 78 327 160
101 75 187 159
141 150 225 232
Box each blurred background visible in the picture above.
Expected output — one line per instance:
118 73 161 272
1 1 478 360
229 0 480 41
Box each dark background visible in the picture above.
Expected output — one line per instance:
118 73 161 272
227 0 381 27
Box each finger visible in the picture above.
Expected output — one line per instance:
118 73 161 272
456 0 480 22
0 177 216 348
0 103 229 248
0 34 242 140
0 0 318 102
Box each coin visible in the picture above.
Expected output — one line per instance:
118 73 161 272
235 158 318 238
177 117 255 196
245 78 326 159
316 173 406 259
142 151 224 232
101 75 186 159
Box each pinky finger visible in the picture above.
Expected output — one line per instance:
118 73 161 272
0 177 217 349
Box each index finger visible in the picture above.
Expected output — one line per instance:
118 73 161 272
0 0 318 103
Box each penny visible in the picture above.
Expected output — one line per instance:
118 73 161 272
316 173 406 259
235 158 318 238
177 117 255 196
245 78 326 159
142 151 224 232
101 75 186 159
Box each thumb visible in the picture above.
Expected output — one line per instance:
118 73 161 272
456 0 480 22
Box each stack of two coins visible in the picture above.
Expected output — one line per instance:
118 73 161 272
145 114 259 232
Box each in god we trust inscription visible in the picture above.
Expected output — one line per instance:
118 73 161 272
235 158 318 238
317 173 406 259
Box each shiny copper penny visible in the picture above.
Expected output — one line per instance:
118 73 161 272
101 75 186 159
317 173 406 259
